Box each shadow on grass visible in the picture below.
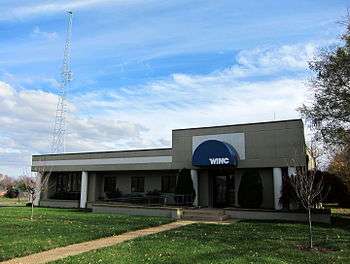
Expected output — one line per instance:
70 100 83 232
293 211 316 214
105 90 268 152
0 204 26 208
331 216 350 231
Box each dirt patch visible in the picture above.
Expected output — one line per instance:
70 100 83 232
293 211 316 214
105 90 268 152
296 244 338 253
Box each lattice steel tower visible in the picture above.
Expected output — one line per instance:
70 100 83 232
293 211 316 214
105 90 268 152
50 11 73 153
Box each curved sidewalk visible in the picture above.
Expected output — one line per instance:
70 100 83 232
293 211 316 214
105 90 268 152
1 220 193 264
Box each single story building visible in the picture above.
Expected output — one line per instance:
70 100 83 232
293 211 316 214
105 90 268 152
32 119 310 214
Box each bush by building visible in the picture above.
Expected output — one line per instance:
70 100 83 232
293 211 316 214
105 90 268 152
238 170 263 208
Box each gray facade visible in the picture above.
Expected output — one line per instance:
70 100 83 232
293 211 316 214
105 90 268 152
32 119 307 210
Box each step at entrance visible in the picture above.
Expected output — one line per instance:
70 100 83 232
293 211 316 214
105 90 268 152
182 209 230 221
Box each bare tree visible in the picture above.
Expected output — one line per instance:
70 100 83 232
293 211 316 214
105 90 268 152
20 160 51 220
0 174 15 192
18 175 36 220
289 144 324 249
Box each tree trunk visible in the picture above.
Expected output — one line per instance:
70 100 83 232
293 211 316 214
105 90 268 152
31 194 34 220
308 207 313 249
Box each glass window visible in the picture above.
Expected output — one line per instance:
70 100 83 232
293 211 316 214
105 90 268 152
131 176 144 193
55 172 80 193
52 172 81 200
104 177 117 193
161 175 177 193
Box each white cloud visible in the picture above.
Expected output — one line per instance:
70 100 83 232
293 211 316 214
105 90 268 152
1 0 141 21
31 26 58 41
0 82 14 97
223 43 318 78
0 42 315 177
237 43 317 69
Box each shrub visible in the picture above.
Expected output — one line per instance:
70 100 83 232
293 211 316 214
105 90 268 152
175 169 194 196
238 170 263 208
279 174 299 210
321 171 350 208
4 188 19 198
174 169 195 205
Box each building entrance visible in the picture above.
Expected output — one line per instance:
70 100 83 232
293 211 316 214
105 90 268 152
210 170 235 208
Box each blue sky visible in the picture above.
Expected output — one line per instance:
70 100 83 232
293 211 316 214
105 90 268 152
0 0 348 177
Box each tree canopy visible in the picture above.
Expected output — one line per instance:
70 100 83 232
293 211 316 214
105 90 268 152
300 17 350 148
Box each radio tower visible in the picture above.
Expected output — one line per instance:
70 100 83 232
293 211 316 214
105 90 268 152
50 11 73 153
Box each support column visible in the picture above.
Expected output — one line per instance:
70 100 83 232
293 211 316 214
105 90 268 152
80 171 88 208
273 168 283 210
33 172 43 206
191 169 198 207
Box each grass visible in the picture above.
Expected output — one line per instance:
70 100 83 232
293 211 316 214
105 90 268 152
0 196 27 206
331 207 350 218
0 207 171 261
53 218 350 264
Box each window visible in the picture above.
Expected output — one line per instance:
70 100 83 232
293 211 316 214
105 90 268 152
53 172 81 200
104 177 117 193
161 175 177 193
55 172 81 193
131 176 145 193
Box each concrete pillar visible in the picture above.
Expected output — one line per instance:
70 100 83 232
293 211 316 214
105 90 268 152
80 171 88 208
273 168 283 210
191 169 198 207
41 173 49 200
33 172 43 206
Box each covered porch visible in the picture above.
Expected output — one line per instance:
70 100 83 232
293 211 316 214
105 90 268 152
41 166 285 211
42 169 197 209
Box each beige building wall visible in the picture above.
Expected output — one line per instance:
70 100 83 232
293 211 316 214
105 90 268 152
172 119 306 170
198 170 209 206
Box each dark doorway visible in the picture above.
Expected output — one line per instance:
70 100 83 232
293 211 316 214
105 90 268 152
211 170 236 208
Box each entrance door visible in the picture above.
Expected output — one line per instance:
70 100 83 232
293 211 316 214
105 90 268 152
213 174 235 207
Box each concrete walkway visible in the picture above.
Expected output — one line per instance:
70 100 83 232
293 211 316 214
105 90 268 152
1 221 193 264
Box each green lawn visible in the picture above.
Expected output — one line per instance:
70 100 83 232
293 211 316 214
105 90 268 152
0 196 27 206
0 207 171 261
54 219 350 264
331 207 350 218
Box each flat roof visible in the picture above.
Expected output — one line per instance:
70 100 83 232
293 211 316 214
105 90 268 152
32 147 172 157
172 118 303 131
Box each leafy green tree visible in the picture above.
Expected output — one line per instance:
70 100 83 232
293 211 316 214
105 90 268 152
300 17 350 148
300 16 350 201
328 148 350 205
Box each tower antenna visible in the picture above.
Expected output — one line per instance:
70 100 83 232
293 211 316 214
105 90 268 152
50 11 73 153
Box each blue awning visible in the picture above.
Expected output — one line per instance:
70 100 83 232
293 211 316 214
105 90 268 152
192 140 239 167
